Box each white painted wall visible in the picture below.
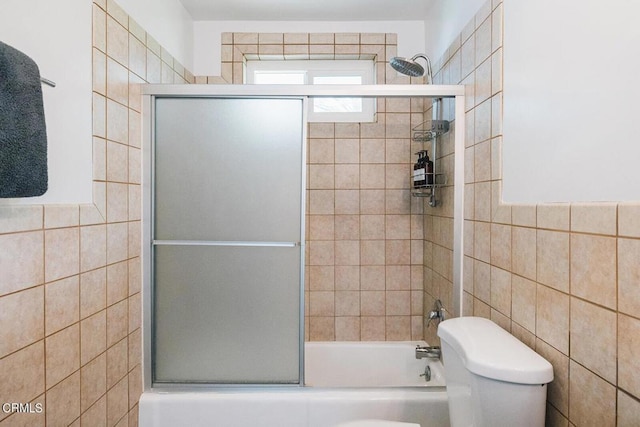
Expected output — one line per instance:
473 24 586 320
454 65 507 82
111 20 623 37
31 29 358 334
503 0 640 202
0 0 194 205
0 0 93 204
193 21 425 76
424 0 486 60
114 0 194 70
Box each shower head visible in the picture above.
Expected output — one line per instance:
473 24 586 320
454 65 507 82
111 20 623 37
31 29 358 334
389 54 433 83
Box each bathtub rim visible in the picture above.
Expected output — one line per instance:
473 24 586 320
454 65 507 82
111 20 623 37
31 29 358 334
143 384 447 393
139 386 450 427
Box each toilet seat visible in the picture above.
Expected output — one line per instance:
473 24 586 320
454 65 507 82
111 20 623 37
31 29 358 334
335 420 420 427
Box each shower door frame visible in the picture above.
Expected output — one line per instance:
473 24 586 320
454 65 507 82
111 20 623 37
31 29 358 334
141 84 466 391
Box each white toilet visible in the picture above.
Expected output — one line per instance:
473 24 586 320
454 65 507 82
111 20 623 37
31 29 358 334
336 421 419 427
437 317 554 427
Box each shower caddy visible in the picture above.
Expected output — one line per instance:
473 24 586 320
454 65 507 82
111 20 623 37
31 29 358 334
411 119 450 207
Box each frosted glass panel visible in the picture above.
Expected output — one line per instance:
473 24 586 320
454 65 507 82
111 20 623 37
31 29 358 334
154 98 303 242
154 245 301 383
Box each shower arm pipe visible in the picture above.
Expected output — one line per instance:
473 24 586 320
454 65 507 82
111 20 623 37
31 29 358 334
411 54 433 84
143 84 464 98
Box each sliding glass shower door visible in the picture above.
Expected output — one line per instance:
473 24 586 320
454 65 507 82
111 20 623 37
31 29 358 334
151 97 305 385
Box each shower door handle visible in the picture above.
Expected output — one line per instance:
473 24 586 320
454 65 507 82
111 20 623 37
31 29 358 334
153 240 300 248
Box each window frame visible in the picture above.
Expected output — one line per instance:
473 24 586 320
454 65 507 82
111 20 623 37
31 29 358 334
245 59 376 122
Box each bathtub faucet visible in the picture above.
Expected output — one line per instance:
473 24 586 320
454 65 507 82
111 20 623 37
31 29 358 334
415 345 441 360
426 299 445 327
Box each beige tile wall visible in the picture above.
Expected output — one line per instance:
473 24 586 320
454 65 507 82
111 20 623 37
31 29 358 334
221 32 429 341
436 0 640 424
0 0 193 425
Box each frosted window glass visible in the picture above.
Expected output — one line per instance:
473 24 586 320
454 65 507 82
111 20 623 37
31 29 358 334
246 60 375 122
154 97 304 242
153 245 301 383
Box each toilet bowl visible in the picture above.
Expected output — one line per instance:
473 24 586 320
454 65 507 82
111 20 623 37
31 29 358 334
335 420 420 427
437 317 554 427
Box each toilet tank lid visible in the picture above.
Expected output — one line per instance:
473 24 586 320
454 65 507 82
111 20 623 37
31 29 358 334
437 317 553 384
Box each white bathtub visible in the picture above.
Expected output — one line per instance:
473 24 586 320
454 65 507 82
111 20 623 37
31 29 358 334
305 341 445 388
139 341 449 427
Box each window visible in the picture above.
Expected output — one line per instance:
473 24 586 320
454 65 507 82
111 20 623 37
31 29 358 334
245 60 376 122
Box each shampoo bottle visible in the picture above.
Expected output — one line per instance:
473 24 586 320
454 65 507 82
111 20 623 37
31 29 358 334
425 152 434 185
413 151 426 188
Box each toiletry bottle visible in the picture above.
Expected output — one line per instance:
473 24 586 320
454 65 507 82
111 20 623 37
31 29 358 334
413 151 426 188
425 152 434 185
413 152 421 188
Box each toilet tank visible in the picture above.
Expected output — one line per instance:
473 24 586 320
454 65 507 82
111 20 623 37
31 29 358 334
437 317 553 427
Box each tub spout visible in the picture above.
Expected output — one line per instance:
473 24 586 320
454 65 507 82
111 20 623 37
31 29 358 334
415 345 441 360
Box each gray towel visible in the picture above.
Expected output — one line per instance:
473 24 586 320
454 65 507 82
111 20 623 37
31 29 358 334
0 41 48 198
